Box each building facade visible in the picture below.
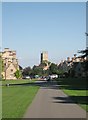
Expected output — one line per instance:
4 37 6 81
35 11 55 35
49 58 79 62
58 54 86 77
41 51 48 63
1 48 19 80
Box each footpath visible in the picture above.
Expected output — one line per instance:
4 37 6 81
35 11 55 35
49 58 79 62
23 81 87 119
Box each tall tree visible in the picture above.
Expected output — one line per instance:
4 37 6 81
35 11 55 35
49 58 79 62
78 48 88 76
22 66 31 76
78 48 88 59
49 63 58 74
32 65 43 76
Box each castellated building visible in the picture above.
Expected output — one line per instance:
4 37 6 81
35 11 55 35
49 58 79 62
41 51 48 63
1 48 19 80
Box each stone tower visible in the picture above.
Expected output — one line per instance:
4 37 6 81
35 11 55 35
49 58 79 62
41 51 48 63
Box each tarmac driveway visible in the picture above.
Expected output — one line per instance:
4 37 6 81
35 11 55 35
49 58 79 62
23 81 87 119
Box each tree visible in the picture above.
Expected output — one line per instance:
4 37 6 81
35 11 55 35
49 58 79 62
22 66 31 76
14 69 22 79
78 48 88 77
78 48 88 59
49 63 59 74
31 65 43 76
57 69 65 75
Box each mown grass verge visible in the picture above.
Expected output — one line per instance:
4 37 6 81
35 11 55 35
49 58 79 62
56 77 88 111
2 85 39 118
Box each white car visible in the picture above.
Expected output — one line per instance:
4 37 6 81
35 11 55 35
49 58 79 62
49 74 58 79
23 76 30 79
25 76 30 79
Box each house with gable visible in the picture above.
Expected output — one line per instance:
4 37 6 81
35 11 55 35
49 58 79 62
1 48 19 79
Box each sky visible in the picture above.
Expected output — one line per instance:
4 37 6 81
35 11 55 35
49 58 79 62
86 2 88 47
2 2 86 68
0 2 2 50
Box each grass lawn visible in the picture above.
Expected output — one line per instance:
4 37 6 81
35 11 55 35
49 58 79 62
2 85 39 118
57 77 88 111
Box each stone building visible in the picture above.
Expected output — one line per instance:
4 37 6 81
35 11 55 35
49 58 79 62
58 54 86 77
41 51 48 63
1 48 19 80
40 51 50 70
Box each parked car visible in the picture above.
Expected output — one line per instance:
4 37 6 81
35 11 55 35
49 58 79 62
22 76 30 79
49 74 58 79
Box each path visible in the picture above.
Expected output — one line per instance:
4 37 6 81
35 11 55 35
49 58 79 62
23 81 86 119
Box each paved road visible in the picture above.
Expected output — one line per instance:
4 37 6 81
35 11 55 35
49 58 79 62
23 81 86 119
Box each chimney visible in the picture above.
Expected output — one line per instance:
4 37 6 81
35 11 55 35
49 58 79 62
4 48 9 52
67 57 70 62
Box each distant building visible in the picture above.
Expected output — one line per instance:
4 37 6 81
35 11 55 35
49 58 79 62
67 57 70 62
1 48 19 79
58 54 86 77
41 51 48 63
40 51 51 70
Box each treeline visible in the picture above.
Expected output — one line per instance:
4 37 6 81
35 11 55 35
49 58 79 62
22 62 64 78
22 48 88 78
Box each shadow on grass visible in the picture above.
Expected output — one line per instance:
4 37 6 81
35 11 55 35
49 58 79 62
52 96 88 105
59 85 88 90
3 78 88 91
57 78 88 90
4 80 59 88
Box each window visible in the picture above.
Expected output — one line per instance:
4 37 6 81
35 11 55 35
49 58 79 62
11 69 13 72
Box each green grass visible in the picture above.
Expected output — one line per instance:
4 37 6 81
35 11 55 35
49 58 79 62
2 85 39 118
57 77 88 111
